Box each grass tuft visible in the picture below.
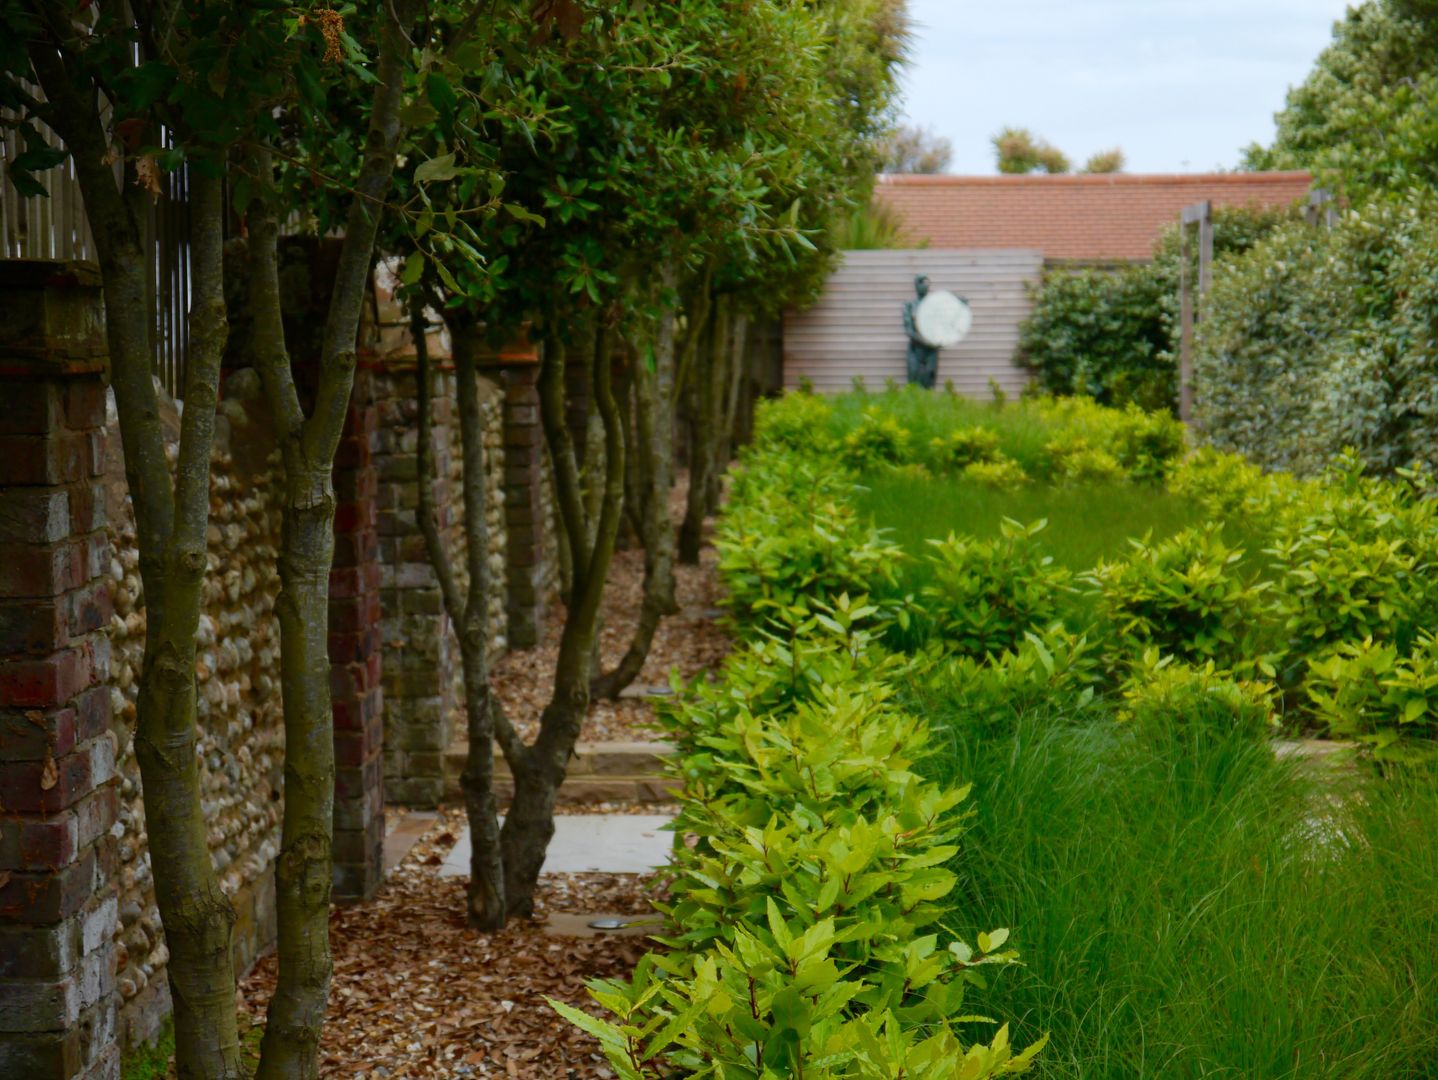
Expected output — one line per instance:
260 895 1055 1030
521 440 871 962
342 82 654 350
919 696 1438 1079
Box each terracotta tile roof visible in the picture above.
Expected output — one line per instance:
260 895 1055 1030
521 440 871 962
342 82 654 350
874 171 1313 262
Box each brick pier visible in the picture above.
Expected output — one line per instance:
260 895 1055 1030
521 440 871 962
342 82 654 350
0 261 120 1079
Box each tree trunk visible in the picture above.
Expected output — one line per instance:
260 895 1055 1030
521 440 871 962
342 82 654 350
499 319 626 915
29 53 247 1079
247 5 415 1073
592 295 680 700
679 291 728 564
708 311 748 516
414 308 507 929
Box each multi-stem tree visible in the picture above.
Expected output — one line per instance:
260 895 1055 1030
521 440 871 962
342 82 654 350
3 1 454 1074
400 0 910 926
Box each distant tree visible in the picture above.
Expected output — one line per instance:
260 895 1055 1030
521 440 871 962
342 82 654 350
1242 0 1438 199
993 126 1070 174
880 123 953 173
1082 148 1126 174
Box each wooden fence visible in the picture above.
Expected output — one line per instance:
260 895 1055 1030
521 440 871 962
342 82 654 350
1 95 193 397
782 248 1045 397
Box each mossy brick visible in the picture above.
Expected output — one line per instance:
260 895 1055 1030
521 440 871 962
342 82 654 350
0 432 91 486
0 847 97 924
0 648 93 708
0 490 70 544
64 381 106 431
0 705 77 761
0 917 81 978
0 1026 88 1073
0 539 87 598
0 382 63 436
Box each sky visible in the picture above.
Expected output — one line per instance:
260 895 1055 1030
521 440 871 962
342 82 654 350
900 0 1356 175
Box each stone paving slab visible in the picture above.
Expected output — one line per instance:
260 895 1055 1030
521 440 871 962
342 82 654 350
438 814 677 878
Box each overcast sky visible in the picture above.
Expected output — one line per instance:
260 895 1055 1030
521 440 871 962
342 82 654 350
900 0 1356 175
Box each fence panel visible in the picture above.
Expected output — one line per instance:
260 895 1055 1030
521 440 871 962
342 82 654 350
783 249 1045 397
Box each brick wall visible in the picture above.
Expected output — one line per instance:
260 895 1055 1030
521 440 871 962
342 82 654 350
874 171 1314 261
0 261 120 1080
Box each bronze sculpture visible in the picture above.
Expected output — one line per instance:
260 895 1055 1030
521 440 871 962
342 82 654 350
903 274 940 389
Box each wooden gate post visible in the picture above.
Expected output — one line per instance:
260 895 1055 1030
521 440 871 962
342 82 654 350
1178 200 1213 425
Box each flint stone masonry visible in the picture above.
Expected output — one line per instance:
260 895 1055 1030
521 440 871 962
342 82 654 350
102 367 286 1048
0 260 121 1080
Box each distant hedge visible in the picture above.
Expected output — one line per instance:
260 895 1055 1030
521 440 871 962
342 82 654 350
1196 196 1438 475
1018 206 1294 413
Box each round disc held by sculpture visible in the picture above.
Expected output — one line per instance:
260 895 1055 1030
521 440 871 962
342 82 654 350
914 291 972 348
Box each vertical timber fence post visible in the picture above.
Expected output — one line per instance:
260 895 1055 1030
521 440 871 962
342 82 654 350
1177 199 1213 426
0 261 121 1080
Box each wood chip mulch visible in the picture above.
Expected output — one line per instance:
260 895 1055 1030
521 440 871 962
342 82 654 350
494 477 730 745
240 810 662 1079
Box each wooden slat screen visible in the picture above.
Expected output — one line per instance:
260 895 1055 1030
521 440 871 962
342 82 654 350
1 88 192 398
783 249 1045 398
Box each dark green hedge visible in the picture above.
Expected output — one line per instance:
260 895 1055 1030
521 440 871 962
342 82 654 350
1017 206 1294 413
1196 196 1438 475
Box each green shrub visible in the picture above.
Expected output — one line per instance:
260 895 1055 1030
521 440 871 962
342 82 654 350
754 391 836 454
1107 405 1186 481
1043 434 1127 485
563 608 1044 1078
920 625 1102 738
1020 206 1292 412
1197 196 1438 476
929 426 1002 471
1306 635 1438 761
922 519 1072 656
840 409 913 470
961 456 1029 490
718 462 905 634
1263 456 1438 679
1119 650 1278 738
1018 263 1173 410
1084 526 1270 676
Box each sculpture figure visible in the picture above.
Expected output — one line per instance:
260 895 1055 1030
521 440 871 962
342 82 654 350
903 274 940 389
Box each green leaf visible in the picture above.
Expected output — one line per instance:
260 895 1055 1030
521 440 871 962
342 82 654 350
414 153 459 184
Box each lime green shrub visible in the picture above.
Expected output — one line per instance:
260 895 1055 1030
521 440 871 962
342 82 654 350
560 606 1044 1078
1263 456 1438 675
753 391 836 454
1043 435 1127 485
929 427 1002 471
1084 526 1270 676
961 457 1029 490
1119 650 1278 738
922 520 1072 657
1307 635 1438 761
921 626 1102 737
719 450 906 634
840 409 912 470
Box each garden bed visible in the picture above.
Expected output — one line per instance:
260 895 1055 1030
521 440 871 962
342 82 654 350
562 388 1438 1079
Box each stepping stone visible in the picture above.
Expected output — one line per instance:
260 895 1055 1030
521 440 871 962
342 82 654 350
438 814 676 878
383 810 438 874
542 912 662 938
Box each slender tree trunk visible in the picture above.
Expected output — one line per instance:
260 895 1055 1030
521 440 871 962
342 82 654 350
592 296 680 700
247 5 416 1073
679 291 729 564
29 54 246 1079
708 312 748 515
617 357 643 550
498 319 626 915
414 309 507 929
